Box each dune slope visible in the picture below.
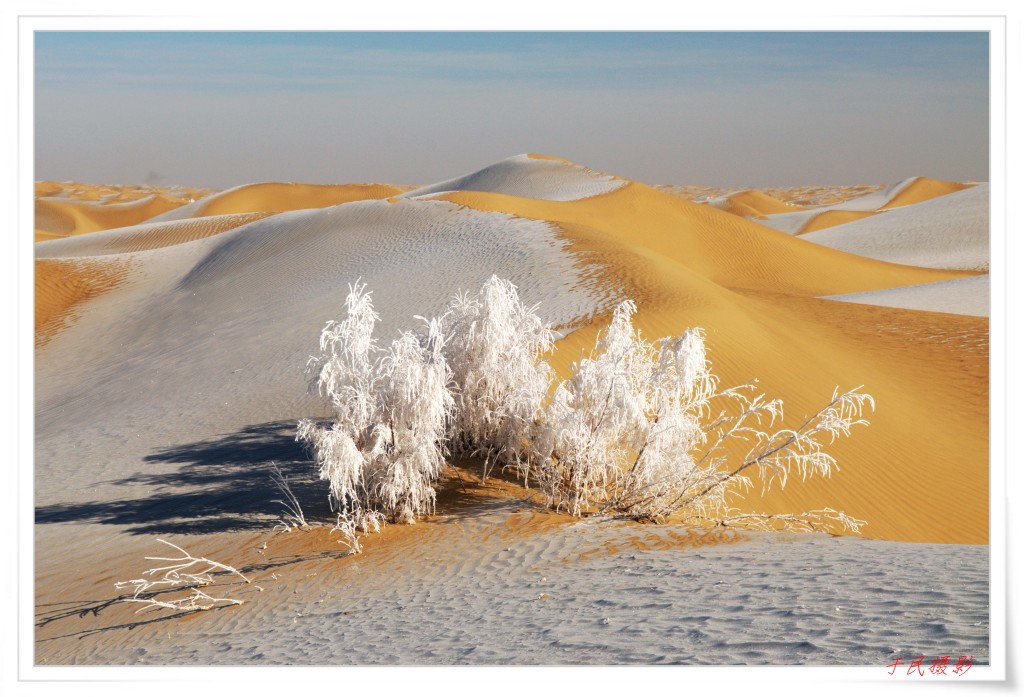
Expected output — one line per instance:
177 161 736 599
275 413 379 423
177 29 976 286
35 212 275 258
800 184 990 271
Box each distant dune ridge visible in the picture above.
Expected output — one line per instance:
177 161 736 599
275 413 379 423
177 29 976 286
712 176 974 236
34 154 989 665
35 194 182 240
801 183 989 271
147 181 411 223
399 153 627 201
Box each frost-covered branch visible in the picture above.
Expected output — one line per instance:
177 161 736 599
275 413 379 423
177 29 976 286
114 539 251 614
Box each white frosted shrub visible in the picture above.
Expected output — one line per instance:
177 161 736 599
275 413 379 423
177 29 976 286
534 301 715 517
441 275 555 479
298 277 873 536
532 299 874 533
297 282 453 526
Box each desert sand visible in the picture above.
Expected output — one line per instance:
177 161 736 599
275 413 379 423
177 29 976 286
34 154 990 666
706 176 976 236
33 181 215 242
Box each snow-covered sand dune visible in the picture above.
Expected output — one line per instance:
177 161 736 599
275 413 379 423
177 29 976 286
146 181 409 223
825 275 989 317
801 183 989 271
35 212 273 258
400 153 626 201
35 198 603 503
753 177 973 235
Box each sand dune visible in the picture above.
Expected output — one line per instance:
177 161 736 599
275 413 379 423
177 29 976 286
431 179 971 298
420 177 986 544
706 189 803 218
880 176 972 210
149 181 411 223
34 180 213 204
798 209 877 234
756 177 973 235
35 157 987 545
35 212 275 258
399 153 627 201
34 194 184 240
800 183 989 271
34 197 602 522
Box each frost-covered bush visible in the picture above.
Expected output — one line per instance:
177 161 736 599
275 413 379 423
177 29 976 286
441 275 555 480
298 277 873 536
297 281 453 526
529 299 874 533
530 300 715 517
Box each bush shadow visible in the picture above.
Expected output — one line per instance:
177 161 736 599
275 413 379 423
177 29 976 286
35 420 331 535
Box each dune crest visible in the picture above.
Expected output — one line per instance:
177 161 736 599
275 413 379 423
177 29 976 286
400 153 626 202
148 181 411 223
706 189 803 218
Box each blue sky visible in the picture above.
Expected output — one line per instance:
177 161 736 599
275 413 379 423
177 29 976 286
34 31 990 188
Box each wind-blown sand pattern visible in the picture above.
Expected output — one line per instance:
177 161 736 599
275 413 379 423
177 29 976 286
34 491 988 666
35 257 136 348
34 154 989 666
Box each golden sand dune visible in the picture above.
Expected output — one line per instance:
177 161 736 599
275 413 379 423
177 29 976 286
709 189 803 219
35 257 135 348
426 180 985 544
36 212 275 258
34 195 184 240
434 182 971 297
881 176 972 210
34 181 65 198
200 182 411 216
798 209 877 234
35 180 214 203
706 176 974 235
156 182 412 222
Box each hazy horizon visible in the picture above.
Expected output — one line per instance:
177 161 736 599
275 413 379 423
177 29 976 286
34 31 990 189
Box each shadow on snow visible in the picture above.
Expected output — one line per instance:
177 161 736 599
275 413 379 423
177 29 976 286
35 420 330 535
